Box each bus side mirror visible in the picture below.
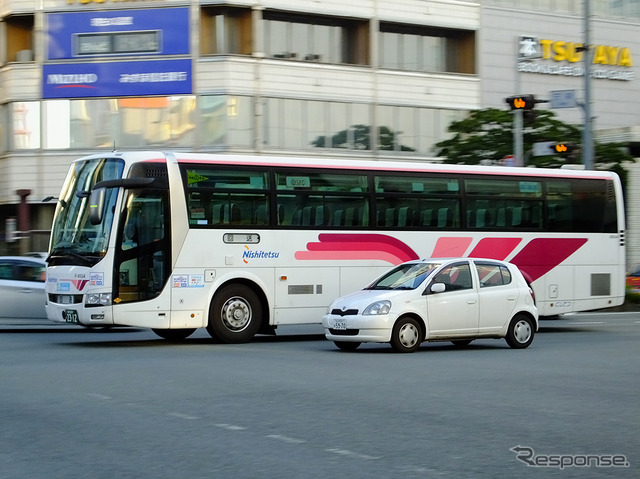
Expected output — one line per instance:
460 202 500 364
89 188 106 225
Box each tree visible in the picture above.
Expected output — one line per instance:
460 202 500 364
434 108 635 182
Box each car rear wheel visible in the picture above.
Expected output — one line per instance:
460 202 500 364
334 341 361 351
390 316 422 353
505 314 535 349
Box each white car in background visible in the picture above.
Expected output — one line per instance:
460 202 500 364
0 256 47 321
323 258 538 353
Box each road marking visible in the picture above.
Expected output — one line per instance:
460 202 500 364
215 423 246 431
326 448 381 460
168 412 199 420
87 393 111 400
266 434 306 444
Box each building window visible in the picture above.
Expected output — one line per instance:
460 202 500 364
379 23 475 74
201 95 253 149
0 104 7 153
42 97 197 150
263 11 368 65
3 14 34 63
12 102 40 150
200 6 253 55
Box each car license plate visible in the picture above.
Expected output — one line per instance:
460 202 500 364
333 320 347 330
64 310 79 324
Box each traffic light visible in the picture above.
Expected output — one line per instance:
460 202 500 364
551 143 575 156
505 95 536 110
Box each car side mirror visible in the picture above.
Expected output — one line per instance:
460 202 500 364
427 283 446 294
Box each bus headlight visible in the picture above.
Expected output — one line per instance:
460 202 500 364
86 293 112 306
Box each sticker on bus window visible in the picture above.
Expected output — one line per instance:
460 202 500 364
519 181 541 194
286 177 310 188
187 171 209 184
191 207 205 219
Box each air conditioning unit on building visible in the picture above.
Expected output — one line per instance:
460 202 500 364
16 50 33 62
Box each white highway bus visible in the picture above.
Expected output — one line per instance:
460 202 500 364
45 151 625 341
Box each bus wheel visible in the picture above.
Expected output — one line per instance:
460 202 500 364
334 341 361 351
207 284 262 343
152 328 196 341
505 314 535 349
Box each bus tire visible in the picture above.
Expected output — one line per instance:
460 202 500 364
152 328 196 341
505 314 535 349
207 284 262 343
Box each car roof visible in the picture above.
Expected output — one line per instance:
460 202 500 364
0 256 46 265
413 257 511 265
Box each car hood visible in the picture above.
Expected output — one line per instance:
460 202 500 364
329 289 417 313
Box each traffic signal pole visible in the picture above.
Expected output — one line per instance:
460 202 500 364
582 0 594 170
514 53 524 166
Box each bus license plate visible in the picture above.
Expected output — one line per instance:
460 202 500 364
333 320 347 330
64 310 79 324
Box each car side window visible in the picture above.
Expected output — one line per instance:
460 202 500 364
0 263 11 280
476 263 512 288
16 263 46 282
433 264 473 291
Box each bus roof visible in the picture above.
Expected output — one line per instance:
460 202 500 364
78 151 620 181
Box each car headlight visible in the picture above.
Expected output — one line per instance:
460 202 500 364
86 293 112 306
363 300 391 315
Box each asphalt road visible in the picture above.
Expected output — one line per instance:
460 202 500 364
1 312 638 479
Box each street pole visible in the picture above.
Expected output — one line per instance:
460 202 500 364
583 0 594 169
514 39 523 166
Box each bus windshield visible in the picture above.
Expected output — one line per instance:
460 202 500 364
49 157 124 264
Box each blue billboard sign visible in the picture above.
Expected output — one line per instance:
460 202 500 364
42 59 192 99
47 7 190 60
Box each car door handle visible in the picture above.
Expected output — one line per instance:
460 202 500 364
506 295 516 301
19 289 35 294
467 299 477 304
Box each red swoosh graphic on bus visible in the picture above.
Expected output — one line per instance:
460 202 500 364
295 234 419 265
509 238 588 283
71 279 89 291
296 234 587 281
468 238 523 259
430 237 474 257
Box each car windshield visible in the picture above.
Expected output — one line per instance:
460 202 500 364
365 262 441 290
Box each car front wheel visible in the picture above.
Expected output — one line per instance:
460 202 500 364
505 314 535 349
390 316 422 353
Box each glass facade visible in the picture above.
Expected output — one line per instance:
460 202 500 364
485 0 640 19
7 96 465 157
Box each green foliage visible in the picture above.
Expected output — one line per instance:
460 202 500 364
434 108 635 178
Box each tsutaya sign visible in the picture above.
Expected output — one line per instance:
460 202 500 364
518 35 634 81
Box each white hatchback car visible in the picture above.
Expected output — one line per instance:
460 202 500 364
323 258 538 353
